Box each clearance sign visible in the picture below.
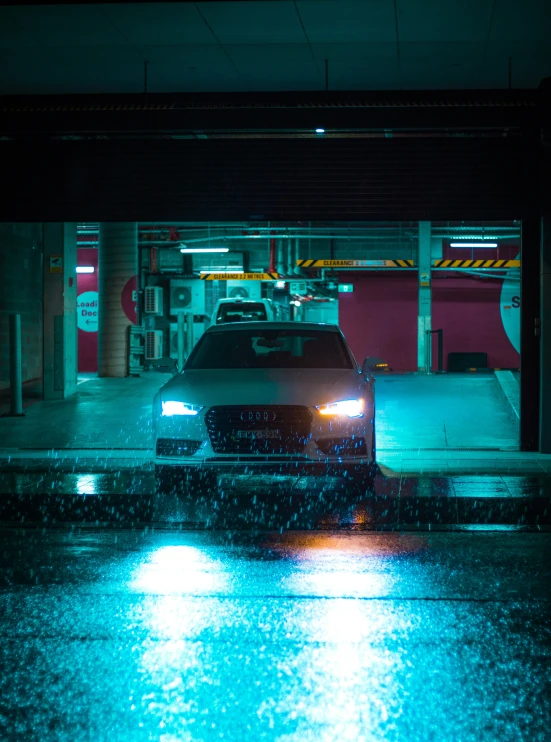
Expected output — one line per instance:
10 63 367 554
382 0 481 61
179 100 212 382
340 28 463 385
296 259 415 268
200 272 280 281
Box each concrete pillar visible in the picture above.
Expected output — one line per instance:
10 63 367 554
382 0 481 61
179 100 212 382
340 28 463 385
98 223 138 377
43 223 77 399
540 205 551 452
417 221 432 373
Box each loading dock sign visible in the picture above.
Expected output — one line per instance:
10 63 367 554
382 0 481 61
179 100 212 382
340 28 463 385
77 291 98 332
49 256 63 273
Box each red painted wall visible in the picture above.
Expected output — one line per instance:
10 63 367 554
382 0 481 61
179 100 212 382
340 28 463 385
339 271 520 371
77 248 98 372
339 275 418 370
432 277 519 370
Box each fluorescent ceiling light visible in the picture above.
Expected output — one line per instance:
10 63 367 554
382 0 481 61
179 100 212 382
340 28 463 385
76 266 95 273
180 247 229 254
275 281 286 289
199 270 244 274
315 128 325 134
449 242 498 248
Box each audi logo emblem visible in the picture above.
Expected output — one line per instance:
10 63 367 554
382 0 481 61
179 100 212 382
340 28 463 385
240 410 277 422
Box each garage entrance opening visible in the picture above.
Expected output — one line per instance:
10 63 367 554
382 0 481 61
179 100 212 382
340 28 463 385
73 219 520 456
1 220 521 456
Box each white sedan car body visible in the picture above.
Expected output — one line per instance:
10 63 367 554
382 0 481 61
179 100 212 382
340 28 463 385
153 322 375 477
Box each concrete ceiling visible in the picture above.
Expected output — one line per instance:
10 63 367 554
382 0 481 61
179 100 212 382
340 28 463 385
0 0 550 95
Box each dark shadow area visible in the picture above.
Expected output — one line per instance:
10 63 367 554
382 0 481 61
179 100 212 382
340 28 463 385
1 469 550 530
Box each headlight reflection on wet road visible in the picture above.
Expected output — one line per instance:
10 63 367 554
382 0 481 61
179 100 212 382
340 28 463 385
4 530 546 740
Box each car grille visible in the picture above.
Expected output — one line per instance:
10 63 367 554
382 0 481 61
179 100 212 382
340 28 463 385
156 439 203 457
205 406 312 455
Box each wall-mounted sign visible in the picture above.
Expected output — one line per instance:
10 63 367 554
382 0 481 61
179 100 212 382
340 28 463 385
201 272 280 281
49 256 63 273
338 284 354 293
500 255 520 354
296 259 415 268
121 276 138 324
77 291 98 332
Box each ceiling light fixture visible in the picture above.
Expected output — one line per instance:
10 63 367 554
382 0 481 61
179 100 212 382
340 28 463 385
449 242 498 248
199 269 244 274
180 247 230 254
315 128 325 134
76 266 95 273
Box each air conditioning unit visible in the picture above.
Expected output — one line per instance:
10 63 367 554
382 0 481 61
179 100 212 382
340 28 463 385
144 286 163 315
170 279 206 315
226 279 262 300
145 330 163 360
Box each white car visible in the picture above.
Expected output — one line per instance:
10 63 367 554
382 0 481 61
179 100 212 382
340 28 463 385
211 297 278 325
153 322 376 492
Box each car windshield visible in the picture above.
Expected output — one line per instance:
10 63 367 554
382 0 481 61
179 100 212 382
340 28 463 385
217 302 268 323
185 329 354 369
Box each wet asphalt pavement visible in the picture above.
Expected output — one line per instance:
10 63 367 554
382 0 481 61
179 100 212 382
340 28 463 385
1 470 550 740
0 528 550 741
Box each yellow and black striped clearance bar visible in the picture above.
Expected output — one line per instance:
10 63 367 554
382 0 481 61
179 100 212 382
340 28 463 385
200 272 280 280
296 259 414 268
433 259 520 268
296 259 521 269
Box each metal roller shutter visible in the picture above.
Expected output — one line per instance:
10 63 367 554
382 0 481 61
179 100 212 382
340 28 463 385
0 135 523 222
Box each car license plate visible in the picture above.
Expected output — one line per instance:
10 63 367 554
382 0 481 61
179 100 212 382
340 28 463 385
236 430 281 440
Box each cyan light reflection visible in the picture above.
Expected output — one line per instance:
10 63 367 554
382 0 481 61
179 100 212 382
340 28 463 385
271 537 411 739
130 545 231 733
76 474 97 495
131 545 228 595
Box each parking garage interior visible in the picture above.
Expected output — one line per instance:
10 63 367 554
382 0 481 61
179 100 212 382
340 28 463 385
0 219 523 462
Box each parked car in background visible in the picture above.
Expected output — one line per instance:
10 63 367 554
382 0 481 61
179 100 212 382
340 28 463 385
211 297 280 325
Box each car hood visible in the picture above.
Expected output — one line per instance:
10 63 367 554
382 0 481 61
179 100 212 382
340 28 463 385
158 368 364 407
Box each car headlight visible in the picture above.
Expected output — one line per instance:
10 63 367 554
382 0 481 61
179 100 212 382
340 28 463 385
317 398 364 418
161 401 203 417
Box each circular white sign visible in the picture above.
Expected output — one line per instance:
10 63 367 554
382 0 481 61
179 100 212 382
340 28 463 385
500 254 520 353
77 291 98 332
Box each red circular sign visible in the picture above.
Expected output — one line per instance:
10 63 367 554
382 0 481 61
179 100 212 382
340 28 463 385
121 275 138 324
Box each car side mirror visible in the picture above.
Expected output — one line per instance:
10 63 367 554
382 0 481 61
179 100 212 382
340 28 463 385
149 357 179 376
362 356 387 376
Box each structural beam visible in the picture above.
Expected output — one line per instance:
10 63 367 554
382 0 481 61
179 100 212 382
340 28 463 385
417 222 432 373
42 223 77 399
98 223 138 377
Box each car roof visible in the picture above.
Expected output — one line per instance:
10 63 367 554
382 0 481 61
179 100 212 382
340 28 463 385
215 298 268 304
205 321 340 333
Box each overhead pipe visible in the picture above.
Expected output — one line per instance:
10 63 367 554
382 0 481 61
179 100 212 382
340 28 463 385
276 239 286 275
269 237 276 273
294 238 301 274
286 240 293 276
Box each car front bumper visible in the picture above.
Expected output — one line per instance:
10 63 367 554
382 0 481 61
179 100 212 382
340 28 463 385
154 405 374 470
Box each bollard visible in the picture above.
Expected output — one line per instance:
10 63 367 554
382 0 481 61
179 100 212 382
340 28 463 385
8 313 24 416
